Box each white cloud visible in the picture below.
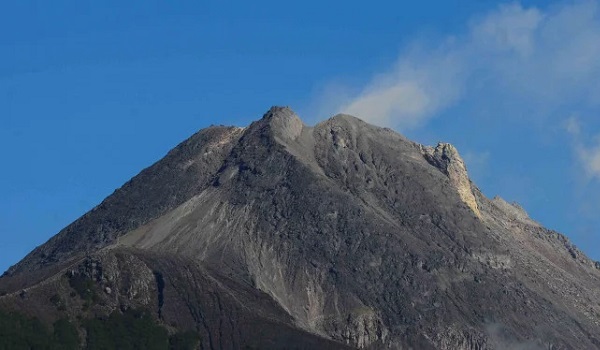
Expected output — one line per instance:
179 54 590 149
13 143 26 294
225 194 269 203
334 1 600 130
470 3 543 57
578 142 600 179
463 150 490 175
341 50 465 128
343 84 430 127
338 40 467 129
566 116 600 180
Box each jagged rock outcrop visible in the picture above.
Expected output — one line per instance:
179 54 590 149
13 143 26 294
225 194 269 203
422 142 481 217
1 106 599 349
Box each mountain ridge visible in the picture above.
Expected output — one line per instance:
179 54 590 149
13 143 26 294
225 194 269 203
1 106 600 349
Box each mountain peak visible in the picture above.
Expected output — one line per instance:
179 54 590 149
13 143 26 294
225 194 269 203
259 106 304 141
2 106 600 349
263 105 296 118
329 113 363 123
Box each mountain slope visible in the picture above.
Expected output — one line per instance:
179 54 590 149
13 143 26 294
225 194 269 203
2 107 600 349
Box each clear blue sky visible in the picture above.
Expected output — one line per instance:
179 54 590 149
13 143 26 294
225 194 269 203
2 0 599 273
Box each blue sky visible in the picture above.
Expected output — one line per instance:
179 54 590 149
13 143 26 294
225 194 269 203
1 0 599 273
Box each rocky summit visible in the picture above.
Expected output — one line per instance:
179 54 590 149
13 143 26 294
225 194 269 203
1 107 600 349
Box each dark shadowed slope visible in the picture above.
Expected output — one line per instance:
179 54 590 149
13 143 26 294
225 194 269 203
2 107 600 349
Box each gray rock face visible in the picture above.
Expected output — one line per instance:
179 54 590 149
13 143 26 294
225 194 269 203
5 125 245 277
2 106 600 349
423 142 481 217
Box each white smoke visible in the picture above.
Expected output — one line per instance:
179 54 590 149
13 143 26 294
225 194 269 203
332 1 600 130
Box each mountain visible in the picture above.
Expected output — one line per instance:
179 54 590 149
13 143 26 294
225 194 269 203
1 107 600 349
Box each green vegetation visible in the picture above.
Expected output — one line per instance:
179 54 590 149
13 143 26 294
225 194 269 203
50 294 67 311
0 310 79 350
85 309 169 350
168 330 201 350
52 318 80 349
0 307 200 350
68 274 99 308
85 309 200 350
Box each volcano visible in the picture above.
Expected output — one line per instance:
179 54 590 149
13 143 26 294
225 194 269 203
1 107 599 349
